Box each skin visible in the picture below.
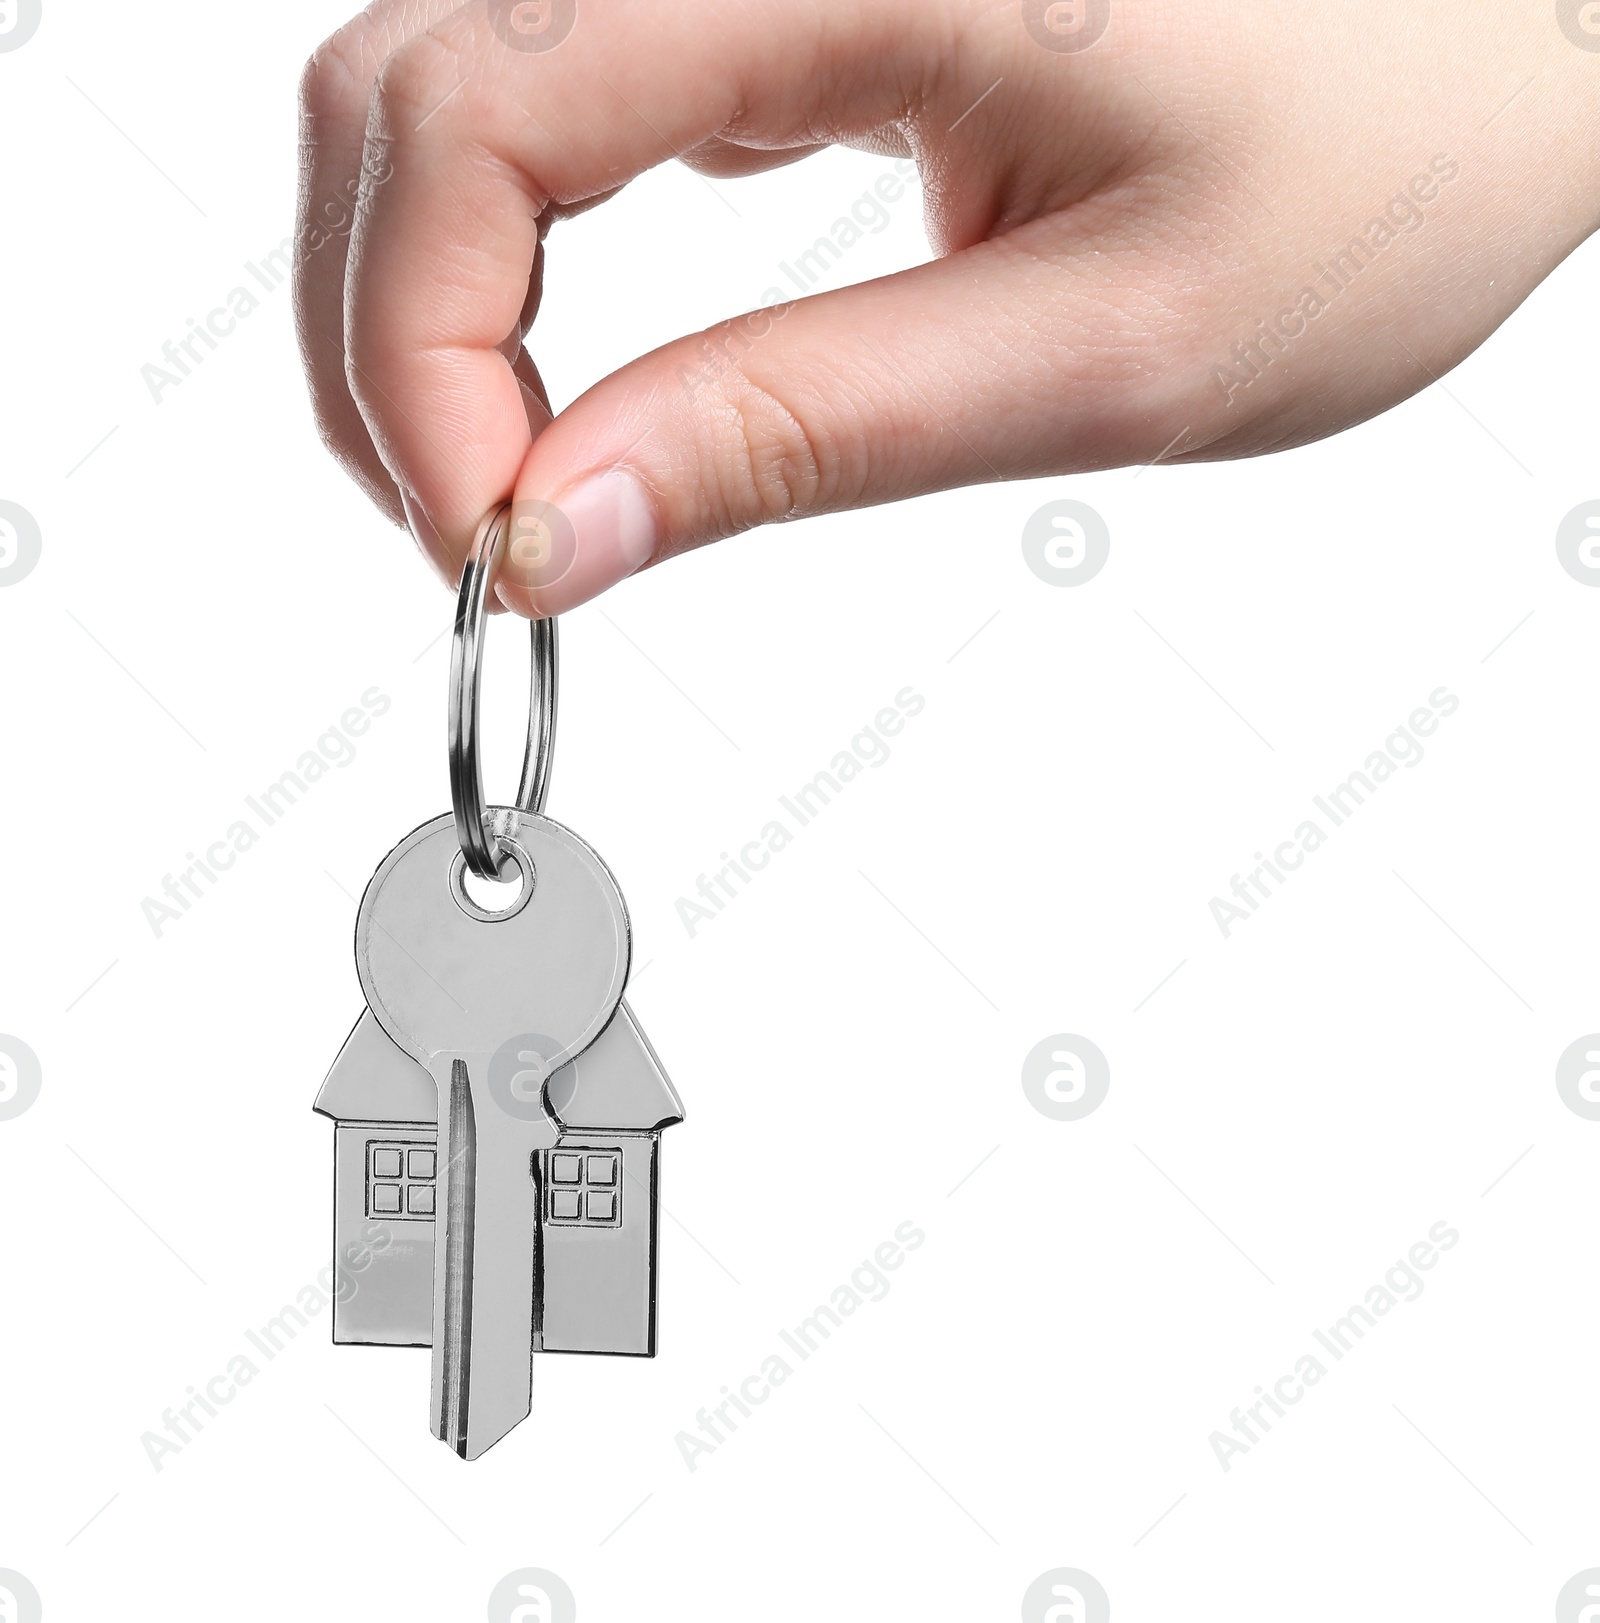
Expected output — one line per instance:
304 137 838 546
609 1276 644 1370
294 0 1600 616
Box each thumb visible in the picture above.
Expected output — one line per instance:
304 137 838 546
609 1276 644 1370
496 215 1173 617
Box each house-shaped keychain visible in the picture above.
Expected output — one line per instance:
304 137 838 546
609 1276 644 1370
313 1002 683 1356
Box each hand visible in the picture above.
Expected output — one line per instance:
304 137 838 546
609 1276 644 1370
295 0 1600 616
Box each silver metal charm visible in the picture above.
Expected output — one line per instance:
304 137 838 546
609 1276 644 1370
314 502 683 1461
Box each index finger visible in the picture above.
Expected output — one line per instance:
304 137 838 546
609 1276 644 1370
343 0 930 591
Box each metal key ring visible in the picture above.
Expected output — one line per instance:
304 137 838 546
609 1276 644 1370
448 501 559 880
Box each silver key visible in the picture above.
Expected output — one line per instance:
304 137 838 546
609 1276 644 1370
356 805 630 1459
316 504 683 1459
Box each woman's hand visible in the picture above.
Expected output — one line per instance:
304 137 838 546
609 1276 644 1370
295 0 1600 614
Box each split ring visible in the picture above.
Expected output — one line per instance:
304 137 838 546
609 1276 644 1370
448 501 559 880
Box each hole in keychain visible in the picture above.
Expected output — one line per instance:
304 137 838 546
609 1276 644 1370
459 863 523 915
448 500 559 885
450 829 537 923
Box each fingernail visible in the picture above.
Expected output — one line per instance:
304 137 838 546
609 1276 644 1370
542 468 659 607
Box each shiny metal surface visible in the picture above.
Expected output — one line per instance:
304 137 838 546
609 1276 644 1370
356 809 629 1071
317 1000 683 1359
315 1000 684 1134
355 807 631 1459
517 603 558 817
449 501 558 881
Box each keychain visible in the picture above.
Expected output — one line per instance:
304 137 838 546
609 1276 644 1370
313 502 684 1460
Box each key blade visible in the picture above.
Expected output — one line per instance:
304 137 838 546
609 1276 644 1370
430 1056 557 1461
435 1060 475 1454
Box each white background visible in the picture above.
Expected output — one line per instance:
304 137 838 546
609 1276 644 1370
2 2 1598 1618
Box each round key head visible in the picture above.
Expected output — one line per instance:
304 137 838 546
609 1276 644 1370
356 809 629 1071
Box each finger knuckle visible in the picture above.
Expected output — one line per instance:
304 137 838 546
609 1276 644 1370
299 21 379 135
371 31 466 131
708 362 839 527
